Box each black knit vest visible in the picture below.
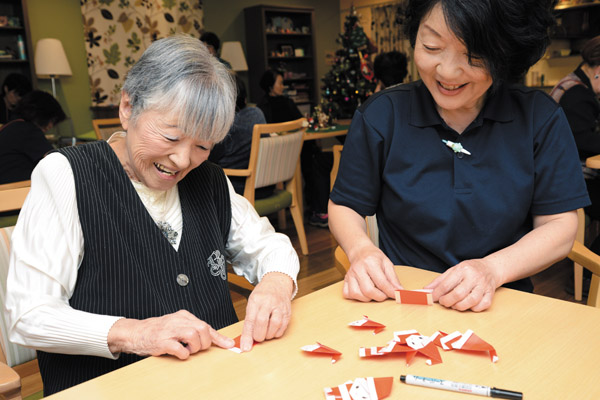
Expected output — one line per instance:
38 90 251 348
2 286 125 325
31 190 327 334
37 141 237 395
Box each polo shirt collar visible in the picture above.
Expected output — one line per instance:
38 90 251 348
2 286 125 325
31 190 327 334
409 80 514 128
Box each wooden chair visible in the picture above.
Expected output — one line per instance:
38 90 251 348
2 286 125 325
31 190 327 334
92 118 123 141
568 208 600 307
330 144 343 191
223 118 308 255
0 181 43 399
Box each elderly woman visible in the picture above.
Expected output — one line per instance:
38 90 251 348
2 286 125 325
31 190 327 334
330 0 590 311
6 35 299 395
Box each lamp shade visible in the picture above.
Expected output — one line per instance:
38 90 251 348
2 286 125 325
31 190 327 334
221 41 248 71
34 38 72 77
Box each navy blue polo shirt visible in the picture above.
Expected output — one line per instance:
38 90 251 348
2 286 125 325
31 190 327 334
330 81 590 292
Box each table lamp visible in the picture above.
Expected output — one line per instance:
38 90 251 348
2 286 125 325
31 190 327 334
34 38 72 98
220 41 248 72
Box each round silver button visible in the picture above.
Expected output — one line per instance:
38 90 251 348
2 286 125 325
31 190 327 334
177 274 189 286
456 151 464 159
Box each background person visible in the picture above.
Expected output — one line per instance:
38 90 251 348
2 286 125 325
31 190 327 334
329 0 589 311
550 35 600 295
200 31 232 69
6 35 299 395
0 90 65 185
209 74 273 198
257 69 331 227
0 73 32 124
373 50 409 92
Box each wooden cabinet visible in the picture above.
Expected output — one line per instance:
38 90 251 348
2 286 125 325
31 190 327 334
244 5 317 114
0 0 35 88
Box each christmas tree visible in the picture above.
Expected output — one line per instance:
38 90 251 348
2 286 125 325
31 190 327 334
321 6 377 119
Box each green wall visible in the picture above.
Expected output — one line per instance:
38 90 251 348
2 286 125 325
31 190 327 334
25 0 340 137
27 0 93 138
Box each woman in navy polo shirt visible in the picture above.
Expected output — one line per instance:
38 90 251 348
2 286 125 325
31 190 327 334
329 0 590 311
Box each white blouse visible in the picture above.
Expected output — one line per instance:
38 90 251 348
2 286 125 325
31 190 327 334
5 152 300 359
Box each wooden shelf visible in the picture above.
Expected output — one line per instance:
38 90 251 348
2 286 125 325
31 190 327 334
0 0 36 88
244 5 317 107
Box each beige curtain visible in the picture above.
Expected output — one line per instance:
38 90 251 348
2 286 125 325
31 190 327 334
80 0 204 107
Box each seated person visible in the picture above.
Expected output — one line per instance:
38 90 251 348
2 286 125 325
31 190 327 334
373 51 408 92
6 35 299 396
257 69 331 227
0 73 32 124
209 75 273 199
0 90 66 185
200 31 232 69
329 0 589 311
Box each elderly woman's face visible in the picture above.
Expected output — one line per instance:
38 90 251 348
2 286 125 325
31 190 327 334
121 108 212 191
413 3 493 119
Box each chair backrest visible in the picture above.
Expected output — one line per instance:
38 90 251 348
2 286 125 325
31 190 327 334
92 118 123 141
241 118 306 203
330 144 343 191
0 181 30 214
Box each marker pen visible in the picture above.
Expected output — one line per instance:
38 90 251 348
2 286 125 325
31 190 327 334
400 374 523 400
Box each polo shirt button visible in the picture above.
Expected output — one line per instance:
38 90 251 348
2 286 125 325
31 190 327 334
456 152 464 159
177 274 189 286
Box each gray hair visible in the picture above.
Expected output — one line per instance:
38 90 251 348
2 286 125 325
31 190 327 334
122 34 235 143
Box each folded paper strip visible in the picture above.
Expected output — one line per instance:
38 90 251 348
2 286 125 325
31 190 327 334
324 377 393 400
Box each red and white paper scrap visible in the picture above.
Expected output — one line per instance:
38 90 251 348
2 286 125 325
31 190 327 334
359 329 443 365
394 289 433 305
324 377 393 400
439 329 498 362
301 342 342 363
348 315 386 334
228 335 259 353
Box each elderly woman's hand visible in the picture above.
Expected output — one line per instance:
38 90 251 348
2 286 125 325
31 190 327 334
107 310 235 359
239 272 294 352
343 244 403 302
425 259 500 312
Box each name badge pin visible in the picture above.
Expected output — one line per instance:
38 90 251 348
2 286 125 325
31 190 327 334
442 139 471 156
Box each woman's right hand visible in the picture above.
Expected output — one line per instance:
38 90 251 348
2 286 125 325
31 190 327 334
343 244 403 302
107 310 234 359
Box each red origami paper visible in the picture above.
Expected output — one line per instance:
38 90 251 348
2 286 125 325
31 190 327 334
348 315 386 334
394 289 433 305
301 342 342 363
439 330 498 362
227 335 260 354
359 329 442 365
324 377 393 400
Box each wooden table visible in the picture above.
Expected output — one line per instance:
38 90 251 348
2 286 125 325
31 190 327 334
586 154 600 169
48 266 600 399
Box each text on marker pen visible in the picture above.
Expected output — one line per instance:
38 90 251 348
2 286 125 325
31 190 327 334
400 374 523 400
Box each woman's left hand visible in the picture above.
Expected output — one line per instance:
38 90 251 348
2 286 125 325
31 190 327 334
240 272 294 352
424 259 500 312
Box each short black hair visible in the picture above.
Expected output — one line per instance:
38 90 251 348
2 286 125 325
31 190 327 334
2 73 32 96
374 51 408 88
259 69 283 94
200 32 220 52
581 35 600 67
13 90 66 128
404 0 558 85
234 74 247 112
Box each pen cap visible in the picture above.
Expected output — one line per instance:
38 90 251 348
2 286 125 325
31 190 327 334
491 387 523 400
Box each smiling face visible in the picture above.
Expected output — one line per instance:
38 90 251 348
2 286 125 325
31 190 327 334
115 93 212 191
413 3 493 126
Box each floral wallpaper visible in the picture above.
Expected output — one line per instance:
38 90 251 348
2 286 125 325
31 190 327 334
80 0 204 107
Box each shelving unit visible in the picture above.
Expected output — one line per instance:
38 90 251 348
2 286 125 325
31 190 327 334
244 5 317 114
0 0 35 87
551 1 600 54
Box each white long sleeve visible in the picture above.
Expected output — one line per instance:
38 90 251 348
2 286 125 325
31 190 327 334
6 153 299 358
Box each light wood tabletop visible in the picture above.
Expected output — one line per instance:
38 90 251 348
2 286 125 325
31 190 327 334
48 266 600 399
586 154 600 169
